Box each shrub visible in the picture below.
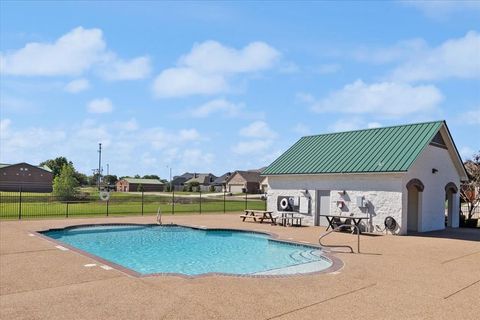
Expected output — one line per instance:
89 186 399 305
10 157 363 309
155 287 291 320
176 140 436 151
53 164 80 201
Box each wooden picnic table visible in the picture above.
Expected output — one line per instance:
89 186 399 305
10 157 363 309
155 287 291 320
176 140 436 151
320 214 369 232
240 210 276 224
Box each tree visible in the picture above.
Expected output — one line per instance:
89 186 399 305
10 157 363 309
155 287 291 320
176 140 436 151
460 151 480 220
104 175 118 185
40 157 73 178
188 181 200 192
73 172 89 186
53 164 80 200
143 174 160 179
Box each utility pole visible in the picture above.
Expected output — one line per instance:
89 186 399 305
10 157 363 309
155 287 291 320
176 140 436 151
98 143 102 190
106 163 109 176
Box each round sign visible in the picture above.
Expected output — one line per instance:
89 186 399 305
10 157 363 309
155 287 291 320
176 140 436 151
99 191 110 201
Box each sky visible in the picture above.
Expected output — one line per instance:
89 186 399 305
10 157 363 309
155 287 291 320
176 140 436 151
1 1 479 179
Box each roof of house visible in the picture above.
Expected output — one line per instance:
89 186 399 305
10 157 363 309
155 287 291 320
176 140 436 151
262 121 467 177
0 162 53 173
184 173 216 185
122 178 164 185
227 170 262 184
212 172 232 185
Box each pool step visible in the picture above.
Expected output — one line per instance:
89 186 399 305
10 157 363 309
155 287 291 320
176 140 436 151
290 250 321 263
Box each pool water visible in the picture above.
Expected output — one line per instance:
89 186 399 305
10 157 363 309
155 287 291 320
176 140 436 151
42 225 332 276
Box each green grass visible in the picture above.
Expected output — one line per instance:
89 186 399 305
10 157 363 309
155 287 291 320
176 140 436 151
0 198 266 219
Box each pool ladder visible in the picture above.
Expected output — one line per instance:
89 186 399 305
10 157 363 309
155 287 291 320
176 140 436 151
318 224 360 253
156 207 162 225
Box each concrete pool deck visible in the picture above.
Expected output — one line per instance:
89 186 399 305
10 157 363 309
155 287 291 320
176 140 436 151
1 214 479 319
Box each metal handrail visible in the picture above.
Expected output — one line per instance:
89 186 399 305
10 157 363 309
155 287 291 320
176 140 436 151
156 207 162 225
318 224 360 253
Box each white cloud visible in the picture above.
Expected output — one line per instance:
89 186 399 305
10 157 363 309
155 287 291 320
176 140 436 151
232 140 273 155
0 26 151 80
0 118 12 135
189 99 242 118
458 108 480 125
152 40 279 98
99 56 151 81
328 118 383 133
87 98 113 114
0 27 105 76
153 68 227 98
0 119 67 164
307 80 443 117
178 129 201 141
64 78 90 93
390 31 480 82
179 41 279 74
145 127 202 150
239 121 277 139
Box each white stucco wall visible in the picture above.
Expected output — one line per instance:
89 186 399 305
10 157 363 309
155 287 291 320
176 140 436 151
403 145 461 232
266 174 404 233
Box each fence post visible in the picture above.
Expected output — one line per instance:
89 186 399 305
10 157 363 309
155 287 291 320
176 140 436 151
172 188 175 215
18 186 22 220
223 190 226 214
244 191 247 210
106 200 109 216
141 191 144 216
199 189 202 214
66 202 69 218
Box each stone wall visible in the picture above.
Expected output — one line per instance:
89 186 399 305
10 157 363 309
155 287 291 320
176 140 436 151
266 173 404 233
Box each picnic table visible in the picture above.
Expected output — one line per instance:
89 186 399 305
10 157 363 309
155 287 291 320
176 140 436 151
240 210 276 224
320 214 369 232
278 211 303 227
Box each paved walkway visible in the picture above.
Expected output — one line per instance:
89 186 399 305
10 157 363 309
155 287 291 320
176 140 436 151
1 214 479 319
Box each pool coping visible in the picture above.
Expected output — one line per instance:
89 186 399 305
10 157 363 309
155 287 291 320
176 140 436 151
32 223 344 279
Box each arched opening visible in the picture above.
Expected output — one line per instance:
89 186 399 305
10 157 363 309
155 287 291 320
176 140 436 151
445 182 458 227
406 179 424 233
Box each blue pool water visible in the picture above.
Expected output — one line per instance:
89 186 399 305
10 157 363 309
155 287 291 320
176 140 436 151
42 225 332 276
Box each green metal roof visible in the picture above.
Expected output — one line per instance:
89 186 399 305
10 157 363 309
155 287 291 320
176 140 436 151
262 121 444 175
123 178 164 184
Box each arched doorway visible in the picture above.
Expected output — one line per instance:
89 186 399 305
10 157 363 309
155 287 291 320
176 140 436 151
445 182 458 227
406 179 424 233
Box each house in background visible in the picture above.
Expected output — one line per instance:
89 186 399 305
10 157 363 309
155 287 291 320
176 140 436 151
116 178 164 192
184 173 217 191
212 172 232 192
262 121 467 235
171 172 194 191
226 170 263 194
0 162 53 192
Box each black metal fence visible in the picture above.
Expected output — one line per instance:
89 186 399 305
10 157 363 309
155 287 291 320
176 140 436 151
0 189 267 220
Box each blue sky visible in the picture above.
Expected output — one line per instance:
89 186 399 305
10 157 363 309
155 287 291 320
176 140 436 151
1 1 479 179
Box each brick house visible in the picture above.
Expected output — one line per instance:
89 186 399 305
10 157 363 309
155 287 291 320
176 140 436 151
116 178 164 192
0 162 53 192
225 170 263 194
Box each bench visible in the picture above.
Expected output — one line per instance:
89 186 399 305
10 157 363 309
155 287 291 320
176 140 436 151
240 210 276 225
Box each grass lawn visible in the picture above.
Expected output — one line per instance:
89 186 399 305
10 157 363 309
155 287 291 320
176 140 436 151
0 198 266 219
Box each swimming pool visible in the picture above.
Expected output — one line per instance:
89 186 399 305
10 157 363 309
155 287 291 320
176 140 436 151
41 225 334 276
